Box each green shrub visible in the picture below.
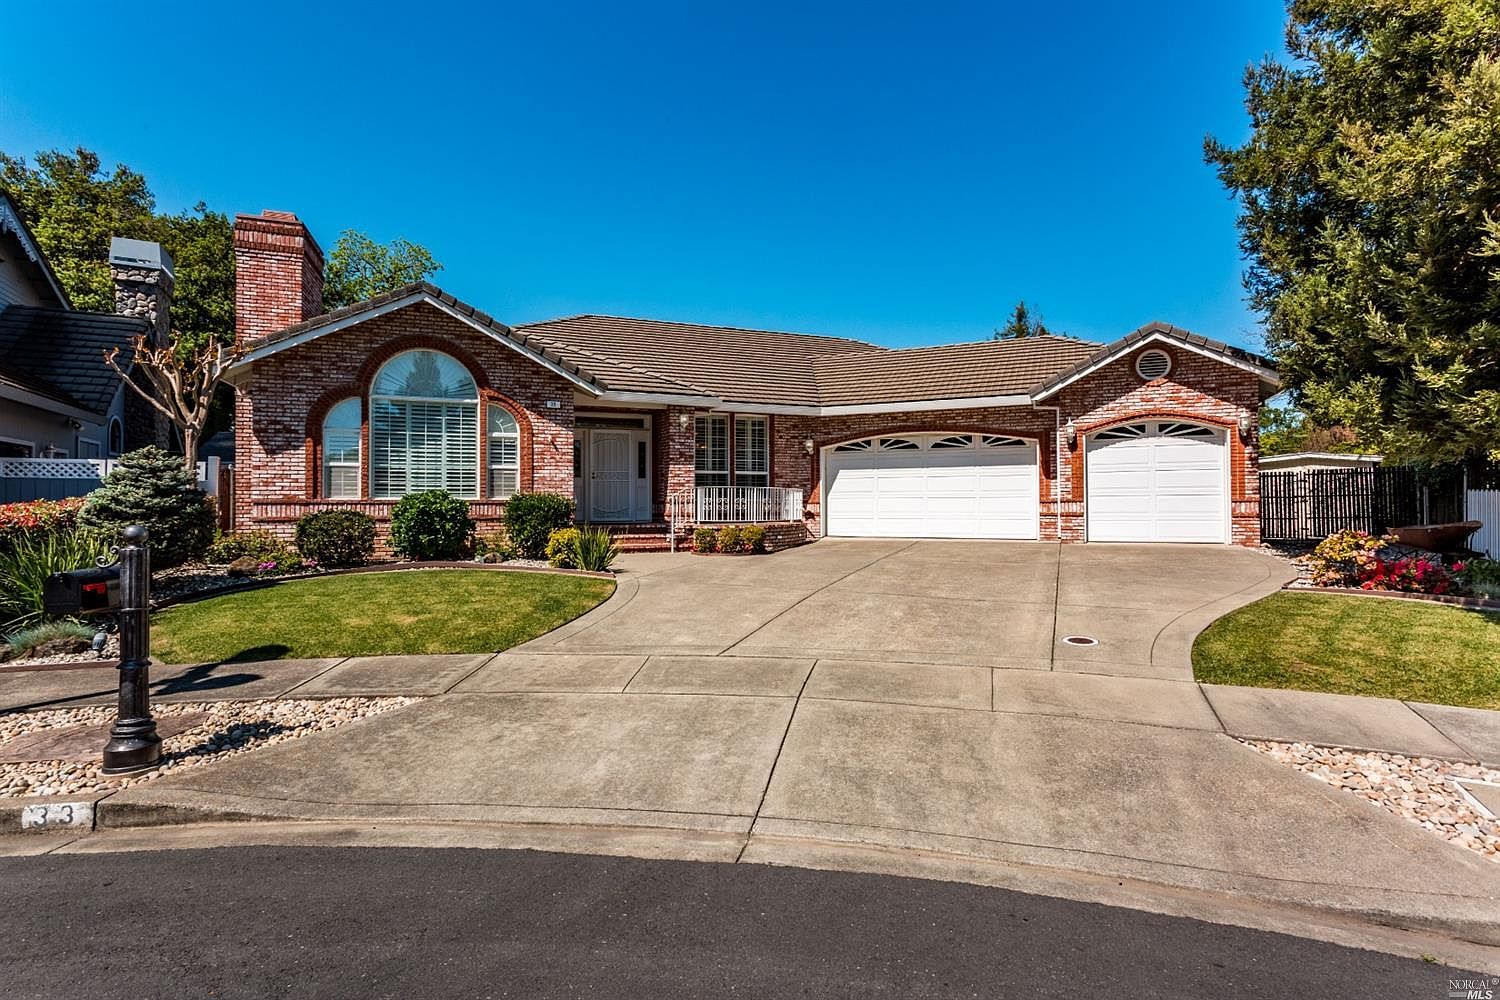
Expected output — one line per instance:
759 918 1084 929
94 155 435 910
205 529 292 565
1305 529 1390 587
0 497 85 555
740 524 767 553
692 527 718 553
503 493 575 559
571 526 621 572
295 510 376 567
716 525 743 553
1458 557 1500 599
546 527 583 568
0 529 115 629
78 446 216 568
3 619 94 659
389 491 475 561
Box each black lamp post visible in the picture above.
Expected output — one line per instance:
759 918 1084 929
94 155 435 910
101 524 161 775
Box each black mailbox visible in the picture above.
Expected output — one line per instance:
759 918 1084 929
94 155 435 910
43 565 121 617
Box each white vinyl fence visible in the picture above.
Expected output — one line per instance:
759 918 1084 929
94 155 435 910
0 456 222 505
1469 489 1500 558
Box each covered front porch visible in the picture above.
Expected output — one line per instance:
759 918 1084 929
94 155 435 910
574 407 809 551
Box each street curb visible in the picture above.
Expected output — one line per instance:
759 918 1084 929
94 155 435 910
1 790 113 835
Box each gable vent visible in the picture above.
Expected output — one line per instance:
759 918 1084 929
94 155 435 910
1135 349 1172 380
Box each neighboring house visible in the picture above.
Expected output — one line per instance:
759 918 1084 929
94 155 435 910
0 191 172 461
227 210 1280 549
1259 452 1383 472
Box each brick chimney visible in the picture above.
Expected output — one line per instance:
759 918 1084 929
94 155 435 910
233 210 324 345
108 237 174 346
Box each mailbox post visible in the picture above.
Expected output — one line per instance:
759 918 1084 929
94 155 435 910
100 525 160 775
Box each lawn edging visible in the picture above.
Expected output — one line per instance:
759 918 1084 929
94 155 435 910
1283 583 1500 612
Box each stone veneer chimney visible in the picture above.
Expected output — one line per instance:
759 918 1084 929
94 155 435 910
108 237 174 346
232 210 324 345
107 237 173 447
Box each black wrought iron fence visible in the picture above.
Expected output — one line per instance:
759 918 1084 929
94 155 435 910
1259 465 1467 542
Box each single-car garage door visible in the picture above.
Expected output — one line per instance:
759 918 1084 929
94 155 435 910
825 433 1039 539
1085 421 1227 543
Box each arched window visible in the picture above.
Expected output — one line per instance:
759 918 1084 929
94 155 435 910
107 417 124 457
322 398 362 498
487 404 520 499
369 350 479 498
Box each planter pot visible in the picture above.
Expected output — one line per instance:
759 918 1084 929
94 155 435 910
1389 521 1481 553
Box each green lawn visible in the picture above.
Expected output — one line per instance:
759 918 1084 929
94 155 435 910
152 570 615 663
1193 591 1500 709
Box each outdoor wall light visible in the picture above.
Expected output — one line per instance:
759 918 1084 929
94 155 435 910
1064 419 1077 447
1237 411 1252 439
803 437 815 455
678 412 692 429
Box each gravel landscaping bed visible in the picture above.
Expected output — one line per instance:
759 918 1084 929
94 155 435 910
2 633 119 670
0 698 417 798
1245 739 1500 863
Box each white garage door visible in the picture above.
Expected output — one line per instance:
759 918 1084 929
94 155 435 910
1085 421 1227 543
825 434 1039 539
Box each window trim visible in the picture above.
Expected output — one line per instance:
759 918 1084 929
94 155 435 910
321 397 363 499
369 349 482 500
733 414 769 488
694 413 729 487
106 418 124 457
486 402 521 499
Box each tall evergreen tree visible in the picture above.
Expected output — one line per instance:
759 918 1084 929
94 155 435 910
1205 0 1500 464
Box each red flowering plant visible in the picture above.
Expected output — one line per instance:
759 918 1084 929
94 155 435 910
0 497 85 554
1357 555 1457 594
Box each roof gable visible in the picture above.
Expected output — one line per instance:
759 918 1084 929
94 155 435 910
0 191 71 309
1029 322 1279 400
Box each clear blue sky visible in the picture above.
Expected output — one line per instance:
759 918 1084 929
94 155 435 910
1 2 1287 351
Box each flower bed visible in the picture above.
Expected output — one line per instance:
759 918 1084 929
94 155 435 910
1298 529 1499 599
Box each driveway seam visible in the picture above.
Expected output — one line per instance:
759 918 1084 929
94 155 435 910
1145 560 1278 669
735 660 817 863
717 541 921 656
1048 542 1063 670
269 658 350 698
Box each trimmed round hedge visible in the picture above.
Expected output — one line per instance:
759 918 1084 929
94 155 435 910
389 491 475 561
295 509 376 567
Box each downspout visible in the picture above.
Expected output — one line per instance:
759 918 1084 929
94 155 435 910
1032 402 1063 540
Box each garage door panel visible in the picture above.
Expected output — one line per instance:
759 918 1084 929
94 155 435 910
825 436 1038 540
1086 423 1226 543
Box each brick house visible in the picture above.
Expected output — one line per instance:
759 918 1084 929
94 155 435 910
227 210 1279 551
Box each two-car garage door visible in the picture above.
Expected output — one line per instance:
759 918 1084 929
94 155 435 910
825 434 1039 539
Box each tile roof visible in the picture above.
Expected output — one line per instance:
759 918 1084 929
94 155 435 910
0 305 146 415
810 336 1100 406
236 283 1278 409
516 313 878 405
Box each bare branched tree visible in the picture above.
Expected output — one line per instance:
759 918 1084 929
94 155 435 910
105 334 242 472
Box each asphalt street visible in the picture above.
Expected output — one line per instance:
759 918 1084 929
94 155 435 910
0 846 1481 999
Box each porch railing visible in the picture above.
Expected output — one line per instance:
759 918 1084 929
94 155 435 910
667 486 804 551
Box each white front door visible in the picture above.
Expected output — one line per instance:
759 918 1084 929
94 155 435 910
589 430 634 521
1085 421 1228 543
824 433 1040 539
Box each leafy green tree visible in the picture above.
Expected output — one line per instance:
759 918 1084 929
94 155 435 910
323 229 443 310
0 148 155 314
1258 403 1364 455
0 148 234 350
1205 0 1500 464
994 300 1057 339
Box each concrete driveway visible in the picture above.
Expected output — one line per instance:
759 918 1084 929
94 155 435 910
527 538 1289 677
83 540 1500 945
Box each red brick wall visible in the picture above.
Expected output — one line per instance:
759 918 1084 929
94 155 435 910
1052 344 1262 545
752 345 1262 546
233 212 325 345
233 302 575 542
